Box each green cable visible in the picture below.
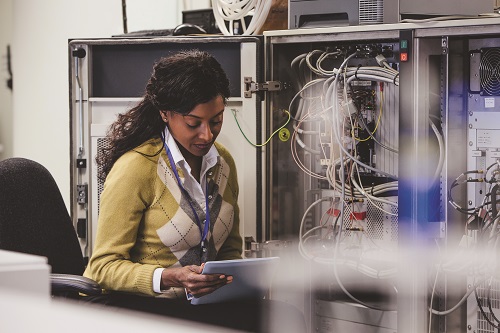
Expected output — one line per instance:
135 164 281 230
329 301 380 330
231 109 291 147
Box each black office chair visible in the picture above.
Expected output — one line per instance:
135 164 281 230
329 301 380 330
0 157 101 298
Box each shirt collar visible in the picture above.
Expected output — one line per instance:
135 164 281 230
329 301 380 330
163 127 219 173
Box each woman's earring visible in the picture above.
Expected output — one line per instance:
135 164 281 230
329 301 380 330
161 112 168 123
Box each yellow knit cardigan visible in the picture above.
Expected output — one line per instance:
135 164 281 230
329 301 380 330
84 138 242 297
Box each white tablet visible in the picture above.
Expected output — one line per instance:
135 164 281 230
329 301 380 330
190 257 280 305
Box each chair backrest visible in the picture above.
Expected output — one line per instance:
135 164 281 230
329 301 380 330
0 158 85 276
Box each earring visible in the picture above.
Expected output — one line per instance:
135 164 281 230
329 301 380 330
160 112 168 122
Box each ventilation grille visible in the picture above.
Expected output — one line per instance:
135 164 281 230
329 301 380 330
343 199 398 242
359 0 384 25
476 279 500 333
477 311 496 333
339 199 398 263
96 137 111 215
480 48 500 96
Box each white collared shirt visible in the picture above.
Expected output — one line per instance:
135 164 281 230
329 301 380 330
164 127 218 208
153 127 219 293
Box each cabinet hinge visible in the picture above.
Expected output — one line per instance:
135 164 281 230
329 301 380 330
244 77 282 98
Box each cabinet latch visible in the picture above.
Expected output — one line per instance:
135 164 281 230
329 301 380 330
441 37 449 55
244 77 282 98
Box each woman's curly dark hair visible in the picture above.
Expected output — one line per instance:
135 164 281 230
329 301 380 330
96 50 231 182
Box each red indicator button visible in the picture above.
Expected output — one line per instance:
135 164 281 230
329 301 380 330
400 52 408 62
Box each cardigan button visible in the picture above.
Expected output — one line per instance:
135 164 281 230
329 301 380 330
208 195 213 200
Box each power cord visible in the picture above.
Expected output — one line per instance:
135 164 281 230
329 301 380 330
231 109 291 147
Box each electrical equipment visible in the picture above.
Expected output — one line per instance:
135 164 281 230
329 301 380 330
288 0 495 29
68 36 263 260
265 18 500 333
399 0 494 19
464 39 500 333
265 27 401 332
288 0 400 28
182 8 220 34
70 17 500 333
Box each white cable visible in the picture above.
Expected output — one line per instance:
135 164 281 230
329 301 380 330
317 51 342 76
211 0 272 35
297 197 397 280
327 56 399 180
295 51 402 305
430 276 486 316
305 50 325 76
430 118 445 183
293 123 317 135
350 165 398 211
298 197 334 259
330 174 396 311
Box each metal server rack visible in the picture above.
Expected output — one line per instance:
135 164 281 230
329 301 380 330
264 18 500 333
399 20 500 333
68 36 264 262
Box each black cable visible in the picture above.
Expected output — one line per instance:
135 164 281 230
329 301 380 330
475 287 500 329
331 211 341 238
286 57 308 121
392 73 399 85
487 161 498 172
354 64 361 80
448 177 487 214
486 280 500 326
484 163 498 183
491 184 499 219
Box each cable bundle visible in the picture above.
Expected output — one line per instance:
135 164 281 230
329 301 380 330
211 0 272 35
289 49 404 310
427 163 500 330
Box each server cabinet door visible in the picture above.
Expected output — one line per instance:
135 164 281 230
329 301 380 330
69 37 263 261
406 20 500 333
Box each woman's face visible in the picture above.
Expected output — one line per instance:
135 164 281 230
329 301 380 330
163 95 225 158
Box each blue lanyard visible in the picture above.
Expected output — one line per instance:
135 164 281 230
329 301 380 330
161 136 211 253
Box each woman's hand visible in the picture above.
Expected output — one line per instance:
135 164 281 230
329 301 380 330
160 263 233 297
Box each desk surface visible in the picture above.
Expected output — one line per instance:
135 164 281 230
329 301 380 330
0 250 242 332
0 249 48 266
0 287 242 333
0 249 50 296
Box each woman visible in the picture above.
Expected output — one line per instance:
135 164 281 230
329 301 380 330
85 50 241 299
84 50 305 333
